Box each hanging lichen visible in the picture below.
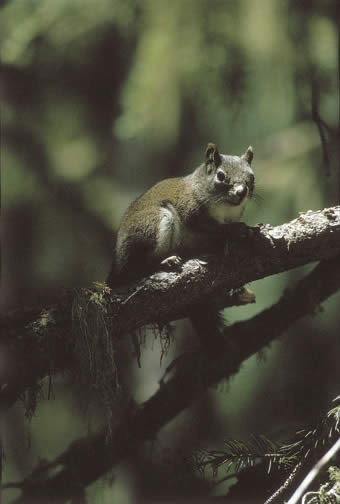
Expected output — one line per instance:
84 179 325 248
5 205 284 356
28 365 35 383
71 282 121 439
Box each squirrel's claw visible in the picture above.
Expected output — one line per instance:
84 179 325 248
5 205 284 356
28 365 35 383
161 255 183 270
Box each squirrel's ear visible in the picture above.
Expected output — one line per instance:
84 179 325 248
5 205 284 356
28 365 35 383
242 146 253 165
206 142 221 167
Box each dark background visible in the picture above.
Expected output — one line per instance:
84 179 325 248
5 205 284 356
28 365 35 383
2 0 339 502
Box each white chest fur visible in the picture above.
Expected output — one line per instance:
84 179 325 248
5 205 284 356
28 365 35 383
155 204 181 256
208 199 247 224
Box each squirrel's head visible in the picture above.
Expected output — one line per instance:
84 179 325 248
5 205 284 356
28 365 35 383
203 143 255 207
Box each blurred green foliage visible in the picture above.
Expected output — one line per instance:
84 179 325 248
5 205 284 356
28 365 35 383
2 0 339 502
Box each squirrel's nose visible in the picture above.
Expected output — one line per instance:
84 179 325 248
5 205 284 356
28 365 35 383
234 184 247 200
216 170 226 182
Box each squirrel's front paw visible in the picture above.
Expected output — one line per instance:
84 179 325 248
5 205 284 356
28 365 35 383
161 255 183 270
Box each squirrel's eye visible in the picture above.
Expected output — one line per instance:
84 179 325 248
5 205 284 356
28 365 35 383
207 166 213 175
217 170 225 182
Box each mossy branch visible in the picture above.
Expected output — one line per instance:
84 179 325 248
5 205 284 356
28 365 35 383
1 206 339 416
6 252 340 503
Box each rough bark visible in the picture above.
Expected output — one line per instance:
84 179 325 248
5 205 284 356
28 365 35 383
1 206 339 416
6 253 340 504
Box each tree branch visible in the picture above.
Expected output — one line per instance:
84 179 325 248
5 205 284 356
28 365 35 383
6 252 340 503
287 437 340 504
1 206 340 416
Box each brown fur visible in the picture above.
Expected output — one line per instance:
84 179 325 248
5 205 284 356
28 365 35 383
108 144 254 285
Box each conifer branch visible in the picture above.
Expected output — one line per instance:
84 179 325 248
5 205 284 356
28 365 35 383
194 398 340 503
1 206 339 417
5 253 340 504
287 437 340 504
